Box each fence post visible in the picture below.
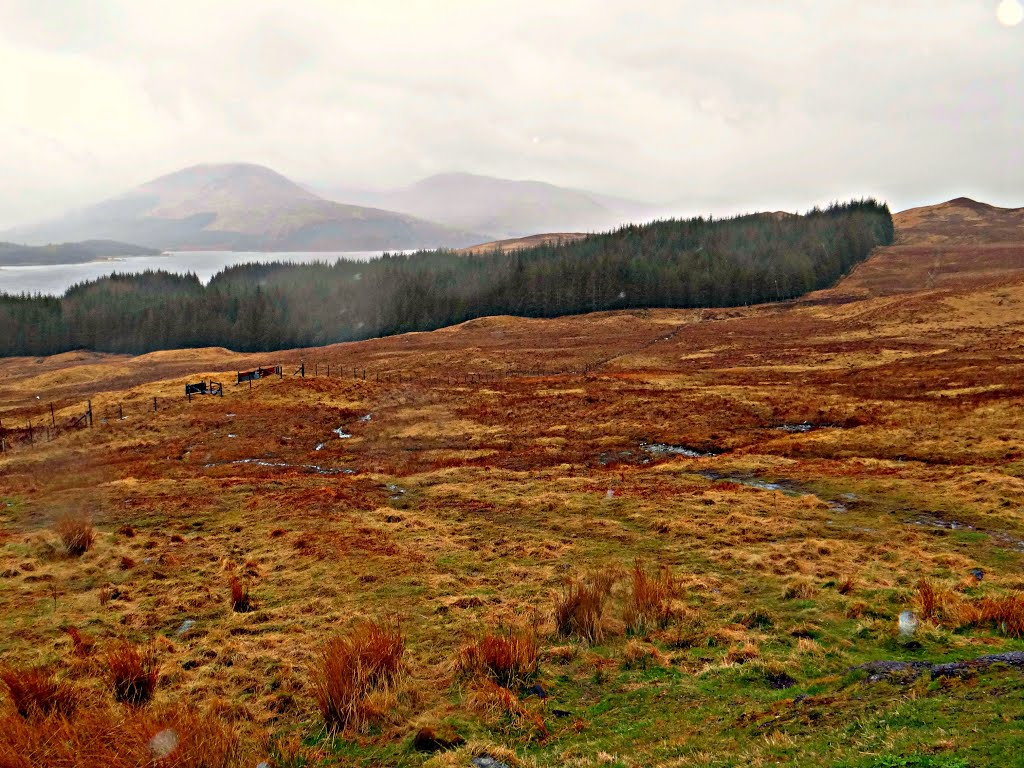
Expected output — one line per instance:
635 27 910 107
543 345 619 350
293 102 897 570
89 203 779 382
153 397 157 412
315 363 318 377
119 404 123 420
300 362 305 378
87 401 93 427
50 403 55 427
327 364 330 378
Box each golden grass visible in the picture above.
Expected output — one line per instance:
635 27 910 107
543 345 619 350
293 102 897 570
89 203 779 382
0 239 1024 763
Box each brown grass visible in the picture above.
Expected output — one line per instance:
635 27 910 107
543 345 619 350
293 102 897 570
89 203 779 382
228 575 253 612
458 628 539 690
554 570 617 644
976 593 1024 638
64 626 95 657
0 667 77 719
623 560 678 635
0 704 241 767
54 511 95 556
783 580 817 601
312 620 405 733
917 578 939 620
106 642 159 705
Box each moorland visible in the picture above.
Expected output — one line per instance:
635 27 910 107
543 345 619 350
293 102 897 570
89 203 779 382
1 197 1023 767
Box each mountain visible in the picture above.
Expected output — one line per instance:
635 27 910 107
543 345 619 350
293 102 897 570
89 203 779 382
8 164 485 252
894 197 1024 245
316 172 650 240
0 239 160 267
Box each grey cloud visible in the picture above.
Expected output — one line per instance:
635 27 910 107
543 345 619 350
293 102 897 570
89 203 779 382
0 0 1020 230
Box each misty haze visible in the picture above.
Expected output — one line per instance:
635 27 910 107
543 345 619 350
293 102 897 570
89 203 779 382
1 3 1023 768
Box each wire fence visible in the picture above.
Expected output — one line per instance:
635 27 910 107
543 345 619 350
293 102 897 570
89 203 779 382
0 357 603 454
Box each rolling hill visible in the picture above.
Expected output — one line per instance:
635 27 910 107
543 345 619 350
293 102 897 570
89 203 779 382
894 196 1024 245
7 164 485 252
317 172 650 240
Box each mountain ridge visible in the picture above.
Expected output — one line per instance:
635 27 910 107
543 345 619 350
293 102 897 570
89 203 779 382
315 171 650 240
7 163 486 252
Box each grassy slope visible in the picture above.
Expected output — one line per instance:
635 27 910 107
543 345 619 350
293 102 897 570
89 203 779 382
2 234 1024 766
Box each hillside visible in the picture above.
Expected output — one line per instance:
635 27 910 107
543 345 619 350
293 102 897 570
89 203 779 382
0 200 893 356
320 172 649 240
458 232 588 254
7 164 485 252
894 196 1024 245
1 202 1024 767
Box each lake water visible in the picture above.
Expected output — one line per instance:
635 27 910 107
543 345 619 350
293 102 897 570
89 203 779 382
0 250 388 296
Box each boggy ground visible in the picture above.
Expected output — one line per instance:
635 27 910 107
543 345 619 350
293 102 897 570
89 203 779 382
2 238 1024 767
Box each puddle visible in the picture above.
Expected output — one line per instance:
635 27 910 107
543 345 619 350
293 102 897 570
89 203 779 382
773 422 841 433
641 442 716 458
359 414 372 422
776 422 815 433
912 514 975 531
334 427 352 439
204 458 355 475
387 483 406 500
599 450 639 466
698 471 799 494
314 442 327 451
227 434 237 439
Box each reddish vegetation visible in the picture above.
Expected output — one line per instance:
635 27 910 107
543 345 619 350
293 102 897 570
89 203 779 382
312 621 405 733
228 575 253 612
0 667 77 719
624 561 678 635
554 571 617 643
1 213 1024 764
106 642 159 705
54 512 95 556
459 629 540 689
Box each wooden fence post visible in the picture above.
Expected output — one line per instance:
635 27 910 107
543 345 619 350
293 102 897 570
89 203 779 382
118 404 123 420
50 403 55 427
87 401 93 427
154 397 157 412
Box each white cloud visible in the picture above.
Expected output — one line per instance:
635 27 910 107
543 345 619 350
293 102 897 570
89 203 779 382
0 0 1021 228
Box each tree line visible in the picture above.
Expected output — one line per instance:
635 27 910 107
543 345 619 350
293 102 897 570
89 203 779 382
0 200 893 357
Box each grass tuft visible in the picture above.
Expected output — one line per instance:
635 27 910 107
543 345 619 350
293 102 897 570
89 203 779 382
554 568 618 644
0 667 76 719
458 628 539 689
54 512 95 556
107 642 158 705
228 575 253 612
976 593 1024 638
312 620 405 733
63 626 95 657
623 560 678 635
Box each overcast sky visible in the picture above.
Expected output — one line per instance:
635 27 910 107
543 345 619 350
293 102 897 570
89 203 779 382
0 0 1021 229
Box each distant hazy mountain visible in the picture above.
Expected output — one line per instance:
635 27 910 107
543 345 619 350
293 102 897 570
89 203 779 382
0 239 160 267
315 172 651 240
894 197 1024 245
8 164 485 252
